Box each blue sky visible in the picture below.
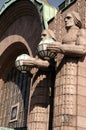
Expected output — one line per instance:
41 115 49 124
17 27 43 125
0 0 6 8
0 0 65 9
48 0 64 7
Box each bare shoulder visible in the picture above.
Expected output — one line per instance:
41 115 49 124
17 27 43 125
77 28 86 45
79 29 86 37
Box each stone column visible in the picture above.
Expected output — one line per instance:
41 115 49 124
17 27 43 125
53 56 78 130
27 69 52 130
77 56 86 129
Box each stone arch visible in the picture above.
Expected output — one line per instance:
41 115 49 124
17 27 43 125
0 35 33 79
0 36 33 129
0 0 42 79
0 0 42 128
0 35 32 56
0 0 42 57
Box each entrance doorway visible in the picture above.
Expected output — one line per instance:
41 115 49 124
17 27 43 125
0 67 31 129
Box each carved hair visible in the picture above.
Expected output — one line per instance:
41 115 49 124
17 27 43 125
69 11 82 28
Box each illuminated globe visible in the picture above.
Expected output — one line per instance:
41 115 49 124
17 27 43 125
38 38 56 60
15 54 31 73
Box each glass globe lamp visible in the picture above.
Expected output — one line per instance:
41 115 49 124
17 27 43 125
38 38 56 60
15 54 31 73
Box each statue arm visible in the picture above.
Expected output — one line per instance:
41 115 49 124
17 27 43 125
22 57 49 68
47 42 86 56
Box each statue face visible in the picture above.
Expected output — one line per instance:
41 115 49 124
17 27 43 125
41 30 49 40
64 13 75 29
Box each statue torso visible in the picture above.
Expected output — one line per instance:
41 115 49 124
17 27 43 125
62 26 79 45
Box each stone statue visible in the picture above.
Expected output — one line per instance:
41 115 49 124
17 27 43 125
41 29 56 41
17 29 57 74
47 11 86 56
62 11 82 45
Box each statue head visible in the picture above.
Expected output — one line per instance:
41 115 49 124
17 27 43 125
41 29 56 41
64 11 82 30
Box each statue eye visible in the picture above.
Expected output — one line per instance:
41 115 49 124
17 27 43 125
65 16 72 20
42 34 46 36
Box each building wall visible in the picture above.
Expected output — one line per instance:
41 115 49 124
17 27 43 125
49 0 86 130
0 0 86 130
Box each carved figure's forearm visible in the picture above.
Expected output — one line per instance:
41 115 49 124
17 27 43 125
47 42 86 56
22 57 50 68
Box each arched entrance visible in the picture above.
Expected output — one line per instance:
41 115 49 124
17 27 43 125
0 0 42 129
0 41 32 130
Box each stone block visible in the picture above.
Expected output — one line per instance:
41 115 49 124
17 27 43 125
55 78 60 87
78 57 86 67
77 95 86 106
53 115 76 127
30 106 47 113
78 66 86 78
77 105 86 117
60 126 76 130
77 127 86 130
53 127 60 130
53 126 76 130
53 116 61 127
28 122 47 130
77 116 86 128
78 86 86 96
53 106 59 116
78 76 86 87
61 62 77 76
29 112 47 122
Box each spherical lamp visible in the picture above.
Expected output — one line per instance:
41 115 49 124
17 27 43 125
38 38 56 60
15 54 31 73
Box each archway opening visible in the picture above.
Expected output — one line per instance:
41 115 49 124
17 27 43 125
0 42 32 130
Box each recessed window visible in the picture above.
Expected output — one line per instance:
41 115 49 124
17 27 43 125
9 103 19 122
